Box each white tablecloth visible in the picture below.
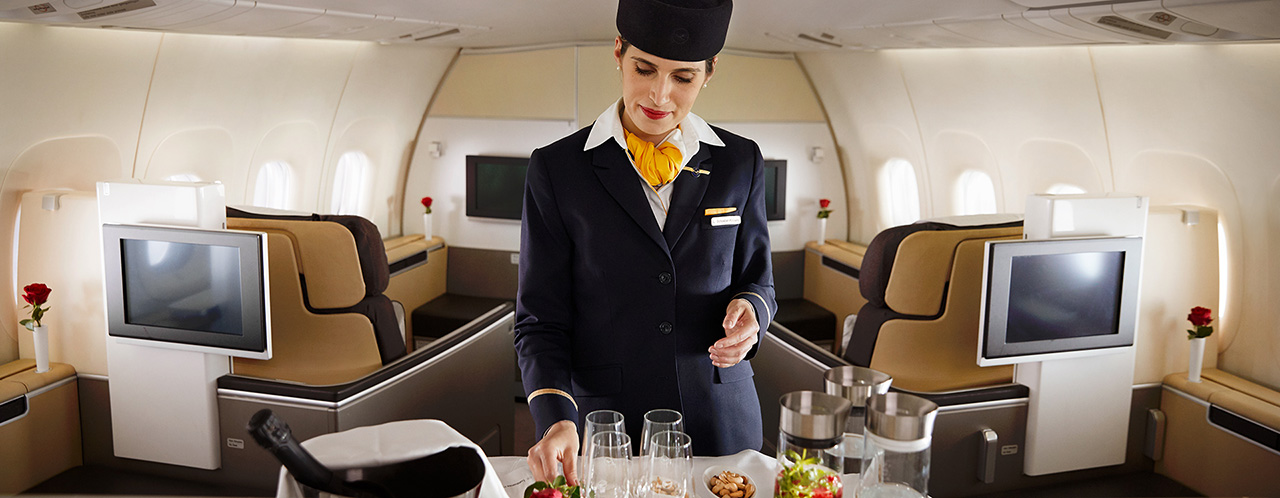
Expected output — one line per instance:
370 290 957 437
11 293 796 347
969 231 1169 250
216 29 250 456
489 451 780 498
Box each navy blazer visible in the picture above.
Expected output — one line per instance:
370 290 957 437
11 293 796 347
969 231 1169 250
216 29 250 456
515 124 776 456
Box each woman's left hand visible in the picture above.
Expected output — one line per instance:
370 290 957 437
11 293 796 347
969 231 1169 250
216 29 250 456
710 299 759 367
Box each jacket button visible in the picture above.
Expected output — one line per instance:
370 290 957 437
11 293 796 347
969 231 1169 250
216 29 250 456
658 321 673 335
658 272 673 285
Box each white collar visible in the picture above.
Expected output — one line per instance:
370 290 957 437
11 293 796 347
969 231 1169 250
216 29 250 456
584 99 725 152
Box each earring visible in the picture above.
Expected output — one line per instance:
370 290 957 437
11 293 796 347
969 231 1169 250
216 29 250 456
616 66 620 71
703 83 708 88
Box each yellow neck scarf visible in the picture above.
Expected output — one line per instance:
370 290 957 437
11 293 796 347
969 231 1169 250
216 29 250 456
624 129 683 188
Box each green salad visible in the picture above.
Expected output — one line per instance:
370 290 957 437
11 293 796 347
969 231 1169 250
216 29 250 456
775 450 842 498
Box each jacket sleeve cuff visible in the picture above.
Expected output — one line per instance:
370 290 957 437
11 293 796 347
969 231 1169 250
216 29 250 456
733 292 772 332
528 388 579 442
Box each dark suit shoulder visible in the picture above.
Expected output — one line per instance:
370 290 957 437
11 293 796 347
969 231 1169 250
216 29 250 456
532 125 593 159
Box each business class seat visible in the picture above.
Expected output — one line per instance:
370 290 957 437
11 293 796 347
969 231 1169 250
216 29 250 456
843 217 1023 392
226 207 406 385
212 209 516 491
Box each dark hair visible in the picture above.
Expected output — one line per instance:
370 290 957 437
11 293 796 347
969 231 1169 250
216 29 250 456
619 37 716 74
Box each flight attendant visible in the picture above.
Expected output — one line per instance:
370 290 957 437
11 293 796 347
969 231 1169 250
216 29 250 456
516 0 774 483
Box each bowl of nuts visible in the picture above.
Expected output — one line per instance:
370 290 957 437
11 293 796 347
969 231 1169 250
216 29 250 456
703 467 755 498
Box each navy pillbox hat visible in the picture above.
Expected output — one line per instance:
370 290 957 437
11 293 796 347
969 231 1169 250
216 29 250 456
616 0 732 62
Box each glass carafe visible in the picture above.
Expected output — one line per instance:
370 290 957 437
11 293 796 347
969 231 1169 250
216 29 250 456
857 393 938 498
823 366 892 475
776 391 852 498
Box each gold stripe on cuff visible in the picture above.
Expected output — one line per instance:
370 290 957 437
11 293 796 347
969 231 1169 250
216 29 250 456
528 388 578 410
734 292 772 325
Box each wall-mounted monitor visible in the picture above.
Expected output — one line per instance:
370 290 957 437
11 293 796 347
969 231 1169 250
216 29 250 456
466 155 529 221
978 236 1143 366
763 160 787 221
102 224 271 360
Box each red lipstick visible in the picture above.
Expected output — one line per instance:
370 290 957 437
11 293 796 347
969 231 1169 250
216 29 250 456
641 105 670 120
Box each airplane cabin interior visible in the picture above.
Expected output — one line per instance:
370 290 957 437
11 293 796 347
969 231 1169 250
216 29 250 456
1 0 1279 497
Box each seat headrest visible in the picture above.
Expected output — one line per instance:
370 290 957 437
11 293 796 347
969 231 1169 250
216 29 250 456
861 220 1023 316
228 207 389 297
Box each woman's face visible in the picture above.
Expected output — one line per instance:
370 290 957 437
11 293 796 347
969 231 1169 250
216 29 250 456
614 37 715 143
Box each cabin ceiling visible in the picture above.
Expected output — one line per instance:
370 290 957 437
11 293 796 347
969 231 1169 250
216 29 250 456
1 0 1278 50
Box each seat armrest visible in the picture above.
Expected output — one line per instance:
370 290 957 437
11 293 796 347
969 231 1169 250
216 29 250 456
218 302 514 402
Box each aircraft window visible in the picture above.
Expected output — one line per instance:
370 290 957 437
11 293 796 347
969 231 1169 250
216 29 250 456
165 173 203 183
253 161 292 210
331 151 371 216
1046 183 1086 195
955 170 997 215
879 158 920 227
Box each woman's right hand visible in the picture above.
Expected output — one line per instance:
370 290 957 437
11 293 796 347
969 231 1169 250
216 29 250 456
528 419 581 486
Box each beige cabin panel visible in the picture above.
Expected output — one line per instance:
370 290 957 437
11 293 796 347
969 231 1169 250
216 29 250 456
1095 43 1280 390
691 54 825 123
136 33 359 203
431 48 576 120
1133 207 1220 385
15 191 108 376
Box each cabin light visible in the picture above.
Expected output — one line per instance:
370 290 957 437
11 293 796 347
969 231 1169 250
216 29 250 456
809 146 825 164
1181 208 1200 226
41 193 64 212
428 141 444 158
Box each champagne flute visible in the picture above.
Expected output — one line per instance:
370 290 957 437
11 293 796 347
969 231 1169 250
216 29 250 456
586 431 633 498
582 410 625 486
645 431 692 498
639 409 683 457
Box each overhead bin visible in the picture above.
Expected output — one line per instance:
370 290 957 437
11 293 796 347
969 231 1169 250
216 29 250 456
178 2 321 36
935 14 1092 46
263 9 381 38
835 21 999 49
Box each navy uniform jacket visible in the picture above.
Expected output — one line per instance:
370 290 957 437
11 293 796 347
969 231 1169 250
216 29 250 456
515 124 776 456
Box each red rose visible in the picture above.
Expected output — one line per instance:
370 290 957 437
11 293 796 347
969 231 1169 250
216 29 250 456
819 199 831 209
531 489 562 498
23 283 51 306
1188 306 1213 327
421 196 433 208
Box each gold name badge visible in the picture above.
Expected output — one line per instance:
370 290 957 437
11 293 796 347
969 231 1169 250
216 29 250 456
704 207 737 216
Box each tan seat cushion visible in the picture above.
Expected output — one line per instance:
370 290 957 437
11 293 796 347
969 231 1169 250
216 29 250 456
227 218 365 309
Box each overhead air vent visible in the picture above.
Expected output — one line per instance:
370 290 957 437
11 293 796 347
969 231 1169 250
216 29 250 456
1095 14 1172 39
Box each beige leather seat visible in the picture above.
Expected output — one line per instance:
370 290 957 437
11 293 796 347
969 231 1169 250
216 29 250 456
227 209 405 385
842 220 1022 392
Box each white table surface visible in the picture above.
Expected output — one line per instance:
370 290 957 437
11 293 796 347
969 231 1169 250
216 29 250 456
488 451 781 498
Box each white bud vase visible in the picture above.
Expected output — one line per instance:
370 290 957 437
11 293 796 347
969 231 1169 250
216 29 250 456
1187 337 1206 383
422 213 433 239
33 325 50 373
817 217 827 245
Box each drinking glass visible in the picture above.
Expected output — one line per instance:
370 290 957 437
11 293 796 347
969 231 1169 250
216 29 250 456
586 431 633 498
644 431 692 498
639 409 683 457
582 410 626 482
